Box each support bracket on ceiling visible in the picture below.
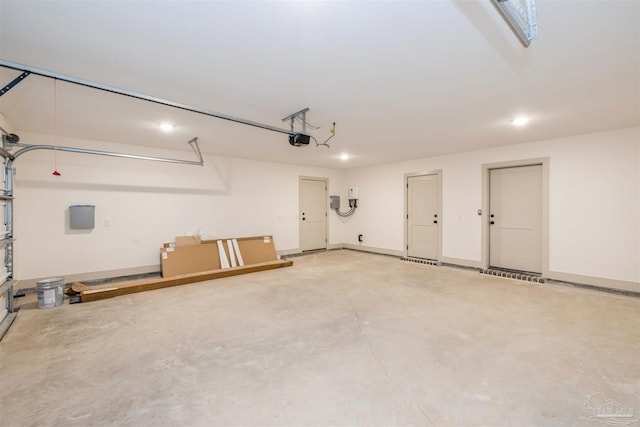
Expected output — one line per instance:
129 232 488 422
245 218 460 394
0 71 31 98
282 108 310 134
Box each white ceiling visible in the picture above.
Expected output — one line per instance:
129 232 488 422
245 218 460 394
0 1 638 170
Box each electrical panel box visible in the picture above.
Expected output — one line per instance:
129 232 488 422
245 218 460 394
348 186 359 199
330 195 340 210
69 205 95 230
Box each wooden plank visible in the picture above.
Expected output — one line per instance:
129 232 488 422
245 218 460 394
81 259 293 303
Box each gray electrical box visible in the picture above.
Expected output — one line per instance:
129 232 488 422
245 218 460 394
330 195 340 209
69 205 95 229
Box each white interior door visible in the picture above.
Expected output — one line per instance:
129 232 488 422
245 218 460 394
300 178 327 251
407 174 439 260
489 165 542 273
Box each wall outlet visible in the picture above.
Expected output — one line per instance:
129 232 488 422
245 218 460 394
103 219 111 227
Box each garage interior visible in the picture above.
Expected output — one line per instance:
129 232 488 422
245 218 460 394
0 1 639 426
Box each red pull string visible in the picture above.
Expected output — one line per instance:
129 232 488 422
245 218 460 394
52 79 60 176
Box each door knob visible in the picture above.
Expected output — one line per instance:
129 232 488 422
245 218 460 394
490 221 495 225
490 214 494 218
433 220 438 224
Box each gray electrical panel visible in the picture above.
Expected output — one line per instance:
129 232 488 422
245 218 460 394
69 205 95 229
330 195 340 209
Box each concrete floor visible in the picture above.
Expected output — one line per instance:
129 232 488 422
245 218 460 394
1 250 638 426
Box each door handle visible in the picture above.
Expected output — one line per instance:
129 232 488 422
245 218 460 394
433 220 438 224
490 221 495 225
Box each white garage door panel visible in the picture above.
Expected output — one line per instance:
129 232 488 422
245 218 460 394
0 216 6 323
0 247 6 278
0 163 8 325
0 294 6 323
0 202 6 235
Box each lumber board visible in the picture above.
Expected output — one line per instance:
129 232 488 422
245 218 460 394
80 259 293 303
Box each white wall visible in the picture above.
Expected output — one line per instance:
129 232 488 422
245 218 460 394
344 127 640 290
12 127 640 292
13 132 347 283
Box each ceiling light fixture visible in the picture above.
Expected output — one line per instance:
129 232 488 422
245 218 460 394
340 153 349 161
159 123 175 132
512 117 529 126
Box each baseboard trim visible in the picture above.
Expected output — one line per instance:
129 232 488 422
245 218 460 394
15 264 161 291
15 250 639 296
277 248 301 257
547 270 639 294
440 256 482 269
342 244 404 257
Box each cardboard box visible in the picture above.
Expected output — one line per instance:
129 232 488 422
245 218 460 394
160 235 280 278
160 244 220 277
236 236 277 265
200 236 277 264
175 235 201 246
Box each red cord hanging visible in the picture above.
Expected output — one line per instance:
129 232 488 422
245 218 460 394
52 78 61 176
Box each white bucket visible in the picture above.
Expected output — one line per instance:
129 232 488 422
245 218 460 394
37 278 65 308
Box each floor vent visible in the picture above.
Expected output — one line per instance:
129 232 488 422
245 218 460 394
401 257 441 267
480 269 544 283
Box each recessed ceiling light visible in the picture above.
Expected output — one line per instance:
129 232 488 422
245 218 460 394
159 123 175 132
512 117 529 126
340 153 349 161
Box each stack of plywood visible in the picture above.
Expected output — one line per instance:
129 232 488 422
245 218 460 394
80 235 292 302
